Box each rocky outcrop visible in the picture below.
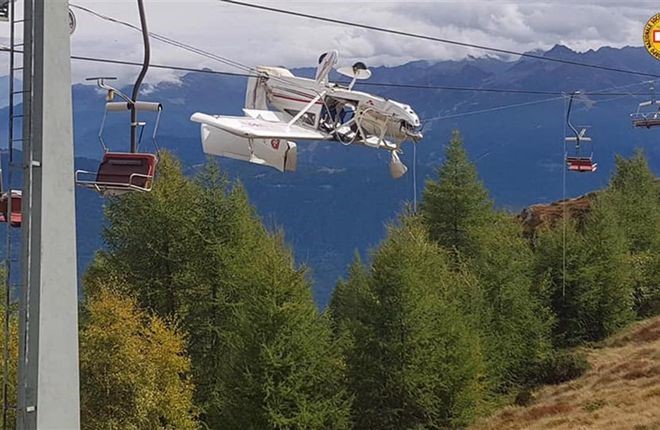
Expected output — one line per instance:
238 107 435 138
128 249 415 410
517 193 596 235
518 179 660 235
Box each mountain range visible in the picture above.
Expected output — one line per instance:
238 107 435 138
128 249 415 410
2 44 659 306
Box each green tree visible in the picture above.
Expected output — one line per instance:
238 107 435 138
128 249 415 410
607 151 659 252
420 131 552 392
87 153 351 429
92 154 202 316
421 130 493 257
534 199 635 346
212 234 350 429
332 217 484 429
79 285 197 430
329 253 371 334
605 151 660 316
469 216 554 391
583 200 636 336
628 246 660 317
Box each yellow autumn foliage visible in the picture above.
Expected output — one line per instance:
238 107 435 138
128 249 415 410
0 298 18 429
80 287 198 430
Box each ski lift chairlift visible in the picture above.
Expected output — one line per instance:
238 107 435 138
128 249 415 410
565 92 597 173
0 190 21 227
75 78 162 196
631 100 660 128
565 130 597 173
0 128 21 227
76 152 158 196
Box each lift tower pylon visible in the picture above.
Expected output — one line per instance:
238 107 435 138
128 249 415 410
16 0 80 428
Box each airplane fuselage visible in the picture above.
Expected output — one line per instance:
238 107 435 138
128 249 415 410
252 67 423 150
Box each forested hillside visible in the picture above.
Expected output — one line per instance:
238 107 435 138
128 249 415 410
2 127 655 429
3 44 659 305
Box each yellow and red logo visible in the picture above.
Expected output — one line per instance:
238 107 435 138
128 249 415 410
643 13 660 60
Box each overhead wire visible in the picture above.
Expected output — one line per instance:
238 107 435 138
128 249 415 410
8 2 648 289
2 3 651 153
69 4 251 74
61 5 657 98
1 44 644 101
68 4 332 101
422 79 652 123
423 79 650 176
562 95 569 298
422 96 564 123
0 46 247 77
217 0 660 80
352 82 652 97
63 2 654 302
0 45 647 149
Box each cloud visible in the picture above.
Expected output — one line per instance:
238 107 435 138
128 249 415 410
0 0 657 86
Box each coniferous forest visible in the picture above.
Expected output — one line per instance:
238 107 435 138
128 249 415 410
2 131 658 429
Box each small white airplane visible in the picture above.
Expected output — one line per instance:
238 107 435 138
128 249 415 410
190 50 423 179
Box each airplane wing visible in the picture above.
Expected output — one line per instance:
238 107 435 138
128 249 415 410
190 112 329 140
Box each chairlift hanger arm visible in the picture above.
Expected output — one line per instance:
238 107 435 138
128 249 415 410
131 0 151 153
566 91 581 145
87 77 134 104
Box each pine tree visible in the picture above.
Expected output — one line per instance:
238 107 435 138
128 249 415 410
469 215 554 391
79 285 198 430
420 130 552 392
329 253 371 332
534 198 635 346
608 151 659 252
421 130 493 257
86 153 351 428
332 217 484 429
95 153 204 316
605 151 660 316
582 199 636 337
212 233 350 429
629 240 660 317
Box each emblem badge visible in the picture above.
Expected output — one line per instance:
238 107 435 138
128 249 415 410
643 13 660 60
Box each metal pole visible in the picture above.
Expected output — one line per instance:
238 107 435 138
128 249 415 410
18 1 80 428
130 0 150 153
2 0 17 425
16 0 33 425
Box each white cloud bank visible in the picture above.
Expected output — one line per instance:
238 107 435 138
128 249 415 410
0 0 658 86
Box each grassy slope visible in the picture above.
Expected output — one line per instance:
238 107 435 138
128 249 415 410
472 317 660 430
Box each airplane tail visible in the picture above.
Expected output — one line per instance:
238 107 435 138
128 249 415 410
245 75 268 110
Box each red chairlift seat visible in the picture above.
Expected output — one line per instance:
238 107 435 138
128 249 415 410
0 190 22 227
75 152 158 196
566 156 597 173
